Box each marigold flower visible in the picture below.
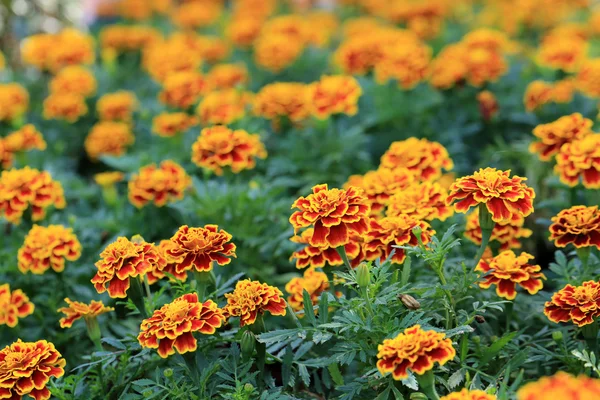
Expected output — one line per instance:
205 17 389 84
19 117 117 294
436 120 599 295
152 112 197 137
476 251 545 300
0 83 29 122
0 140 13 169
359 167 415 215
306 11 339 47
575 58 600 98
0 167 66 224
4 124 46 153
334 35 382 76
253 82 311 124
377 324 455 380
165 224 236 274
308 75 362 119
207 64 248 90
537 35 588 72
100 25 162 54
477 90 499 121
196 89 251 125
365 215 434 264
0 339 65 400
549 206 600 249
387 181 453 221
554 134 600 188
290 184 370 248
21 28 95 72
58 298 114 328
138 293 224 358
49 66 97 98
146 240 189 284
159 71 210 109
465 209 532 251
84 121 135 161
0 284 34 327
517 371 600 400
128 160 191 208
289 228 363 269
285 269 330 314
523 80 553 112
260 15 312 46
441 389 497 400
226 16 263 48
254 34 304 73
380 138 454 182
18 224 82 275
92 236 166 298
194 35 230 64
446 168 535 224
142 36 203 82
97 91 138 121
224 279 287 327
171 1 222 29
43 92 88 123
530 113 592 161
544 280 600 327
94 171 124 187
552 78 576 104
374 40 432 89
191 125 266 175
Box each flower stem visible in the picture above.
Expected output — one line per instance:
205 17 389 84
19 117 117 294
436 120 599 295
336 246 353 271
129 277 148 319
250 316 267 390
475 205 495 266
85 317 104 352
577 247 591 275
194 269 216 300
505 302 513 332
434 265 456 329
582 322 599 356
416 370 440 400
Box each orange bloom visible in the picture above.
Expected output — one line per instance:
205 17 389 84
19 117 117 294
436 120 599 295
142 36 203 82
223 279 287 327
4 124 46 153
191 125 266 175
575 58 600 98
152 112 197 137
530 113 592 161
359 167 415 215
0 284 34 327
517 372 600 400
0 83 29 122
100 25 162 54
0 140 13 169
377 324 455 380
465 209 532 251
365 215 434 264
0 167 66 224
0 339 65 400
97 91 138 121
334 35 383 76
58 298 114 328
18 224 82 275
289 228 362 269
387 182 453 221
380 138 454 182
171 1 222 29
446 168 535 224
290 184 370 248
49 66 97 97
523 80 553 112
554 134 600 188
165 225 236 274
544 281 600 327
159 71 210 109
207 64 249 90
309 75 362 119
94 171 124 187
260 15 311 46
196 89 251 125
549 206 600 249
226 16 263 48
253 82 311 123
477 90 499 121
306 11 339 47
43 93 88 123
374 40 432 89
128 160 191 208
84 121 135 161
254 34 304 73
146 240 188 284
476 251 545 300
92 236 166 298
138 293 225 358
285 269 330 314
21 28 95 72
194 35 230 64
552 78 576 104
441 389 496 400
537 35 588 73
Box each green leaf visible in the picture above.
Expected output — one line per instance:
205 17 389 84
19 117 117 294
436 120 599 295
448 369 465 389
303 289 317 327
282 345 294 388
444 325 475 338
101 337 126 350
132 379 155 387
298 364 311 387
480 331 518 364
318 291 329 324
401 256 411 286
328 363 344 386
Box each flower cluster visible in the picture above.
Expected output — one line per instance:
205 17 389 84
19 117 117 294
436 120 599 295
549 205 600 250
0 284 34 327
207 64 248 90
289 228 363 269
58 298 114 328
575 58 600 98
285 269 330 314
0 83 29 122
530 113 592 161
358 167 415 215
380 138 453 181
128 160 191 208
517 372 600 400
544 280 600 327
224 279 287 327
142 35 203 82
253 83 311 124
18 224 82 275
97 91 138 121
3 124 46 153
146 240 189 284
387 182 453 222
84 122 135 161
524 79 575 112
100 25 162 54
21 28 95 71
554 134 600 189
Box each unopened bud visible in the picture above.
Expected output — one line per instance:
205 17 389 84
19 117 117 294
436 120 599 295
143 389 153 398
472 335 481 344
240 330 255 358
410 393 428 400
244 383 254 393
475 315 485 324
491 335 499 342
399 294 421 310
163 368 173 378
552 331 563 342
356 263 370 288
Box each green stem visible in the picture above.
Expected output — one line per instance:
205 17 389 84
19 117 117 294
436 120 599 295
435 266 457 329
194 269 216 300
416 370 440 400
361 286 375 318
474 228 492 266
577 247 591 276
129 277 148 319
582 322 599 356
475 204 495 266
336 246 353 271
250 316 267 391
505 302 513 332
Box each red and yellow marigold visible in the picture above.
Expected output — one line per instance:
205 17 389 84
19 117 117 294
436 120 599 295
290 184 370 248
575 58 600 98
377 324 455 380
517 372 600 400
138 293 225 358
97 91 138 122
0 284 34 327
158 71 210 109
84 121 135 161
196 89 251 125
152 112 197 137
4 124 46 153
49 66 97 98
58 298 114 328
476 251 545 300
549 206 600 249
223 279 287 327
100 25 162 54
537 34 588 73
358 167 415 215
465 209 532 251
289 228 363 269
441 389 497 400
142 36 203 82
523 80 554 112
21 28 94 72
477 90 499 121
253 82 311 124
146 240 189 284
374 40 432 90
254 34 304 73
0 140 13 169
530 113 592 161
128 160 191 208
554 134 600 188
170 1 222 30
207 64 249 90
544 281 600 327
18 224 82 275
226 16 263 48
43 92 88 123
387 181 453 221
0 339 65 400
309 75 362 119
285 269 330 314
380 138 454 182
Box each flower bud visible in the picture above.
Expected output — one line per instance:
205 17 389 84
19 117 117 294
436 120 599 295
478 203 495 231
163 368 174 378
475 315 485 324
552 330 563 342
472 335 481 344
243 383 254 393
399 294 421 310
143 389 153 398
356 263 370 288
410 393 428 400
241 330 255 358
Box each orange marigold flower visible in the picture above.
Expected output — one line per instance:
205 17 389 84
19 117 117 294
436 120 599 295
254 34 304 73
253 82 311 123
84 121 135 161
476 251 545 300
537 35 588 73
152 112 197 137
290 184 370 248
226 16 263 48
128 160 191 208
0 339 65 400
171 1 222 30
477 90 499 121
97 91 138 122
159 71 210 109
441 389 497 400
165 224 236 274
196 89 251 125
377 324 455 380
21 28 95 72
58 298 114 328
207 64 249 90
576 58 600 98
549 205 600 249
446 168 535 224
359 167 415 215
142 36 203 82
387 182 453 221
530 113 592 161
194 35 230 64
309 75 362 119
0 140 13 169
0 284 34 327
4 124 46 153
428 44 468 89
138 293 225 358
146 240 188 284
552 78 576 104
223 279 287 327
554 134 600 188
374 40 432 89
18 224 82 275
191 125 267 175
544 281 600 327
260 15 312 46
0 83 29 122
94 171 124 187
365 215 434 264
91 236 166 298
517 371 600 400
0 167 66 224
100 25 162 54
43 92 88 123
523 80 553 112
49 66 97 98
334 35 382 76
465 209 532 251
289 228 363 269
285 269 330 314
306 11 339 47
380 138 454 182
